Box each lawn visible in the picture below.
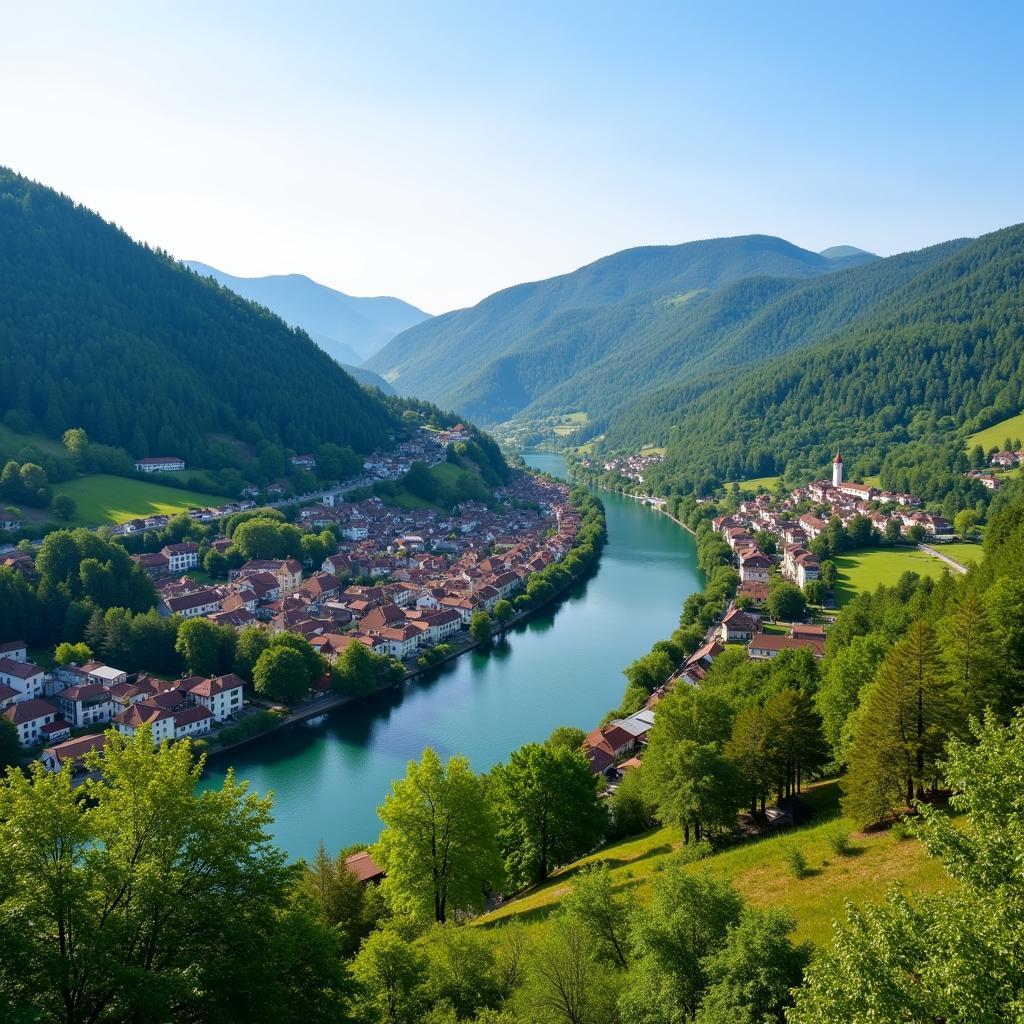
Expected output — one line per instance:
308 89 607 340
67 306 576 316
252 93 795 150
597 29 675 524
552 412 589 438
477 781 951 947
833 547 951 605
728 474 781 492
966 411 1024 453
930 541 983 567
50 474 225 527
0 423 65 459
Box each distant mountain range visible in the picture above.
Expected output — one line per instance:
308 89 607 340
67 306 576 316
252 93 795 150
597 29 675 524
367 235 879 424
184 261 430 365
0 168 399 463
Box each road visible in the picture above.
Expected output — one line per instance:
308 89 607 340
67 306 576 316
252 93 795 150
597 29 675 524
918 543 969 575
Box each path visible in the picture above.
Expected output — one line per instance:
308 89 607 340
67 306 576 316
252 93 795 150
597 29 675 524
918 543 969 575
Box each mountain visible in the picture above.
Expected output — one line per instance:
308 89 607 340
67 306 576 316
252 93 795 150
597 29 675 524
502 238 965 440
627 223 1024 495
368 235 878 423
820 244 876 260
184 261 430 364
340 364 395 394
0 168 398 464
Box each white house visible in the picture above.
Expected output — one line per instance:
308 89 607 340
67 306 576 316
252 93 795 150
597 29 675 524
112 702 177 745
0 657 46 701
58 684 116 728
0 640 27 662
3 698 61 747
135 456 185 473
161 542 200 573
41 733 106 773
179 673 245 722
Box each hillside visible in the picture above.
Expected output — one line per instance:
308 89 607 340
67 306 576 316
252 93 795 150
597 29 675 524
367 235 877 420
340 363 396 394
0 168 398 464
185 261 430 363
631 223 1024 493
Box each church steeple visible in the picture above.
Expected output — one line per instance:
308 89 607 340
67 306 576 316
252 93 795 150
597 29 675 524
832 450 844 487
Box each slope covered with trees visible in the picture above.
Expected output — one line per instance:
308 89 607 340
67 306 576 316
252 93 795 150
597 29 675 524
628 223 1024 494
368 235 874 420
0 168 398 465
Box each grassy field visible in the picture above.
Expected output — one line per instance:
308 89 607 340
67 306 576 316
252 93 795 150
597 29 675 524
478 781 951 947
833 547 951 605
931 541 983 567
552 412 589 438
728 474 781 491
50 474 224 527
0 423 64 459
966 411 1024 452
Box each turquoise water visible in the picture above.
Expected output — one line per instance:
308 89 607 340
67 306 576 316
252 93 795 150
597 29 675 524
199 452 702 858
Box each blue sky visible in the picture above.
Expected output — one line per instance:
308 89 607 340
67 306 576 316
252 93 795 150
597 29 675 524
2 2 1021 312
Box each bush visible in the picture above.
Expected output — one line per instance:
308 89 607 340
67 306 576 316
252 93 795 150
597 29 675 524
217 709 281 744
827 829 852 856
784 845 809 879
890 819 913 842
673 839 713 865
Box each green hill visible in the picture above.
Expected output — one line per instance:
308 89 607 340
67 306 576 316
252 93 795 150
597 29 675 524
0 168 398 465
628 223 1024 494
368 235 875 421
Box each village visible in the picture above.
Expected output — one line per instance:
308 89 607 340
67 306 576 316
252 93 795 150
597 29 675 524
576 451 958 784
0 429 589 777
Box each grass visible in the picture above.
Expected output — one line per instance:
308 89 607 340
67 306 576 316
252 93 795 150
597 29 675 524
639 445 666 457
49 474 225 527
966 411 1024 453
929 541 983 567
552 412 589 438
727 475 781 492
0 423 65 459
477 781 951 947
832 547 951 606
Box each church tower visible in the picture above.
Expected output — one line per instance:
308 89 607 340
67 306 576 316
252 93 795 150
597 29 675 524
832 451 843 487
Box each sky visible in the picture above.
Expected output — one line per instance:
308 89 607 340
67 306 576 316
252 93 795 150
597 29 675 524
2 2 1023 314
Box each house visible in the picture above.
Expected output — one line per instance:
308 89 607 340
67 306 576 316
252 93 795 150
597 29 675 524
134 551 171 577
3 698 61 747
747 633 825 660
290 454 317 470
171 704 215 739
678 639 724 685
738 549 772 583
798 513 828 540
375 624 422 660
134 456 186 473
737 581 770 605
41 733 107 773
58 683 116 727
0 640 27 662
614 707 656 745
179 673 245 722
0 657 46 701
158 588 223 619
345 850 386 884
113 702 177 745
0 516 21 531
719 606 763 643
161 542 200 573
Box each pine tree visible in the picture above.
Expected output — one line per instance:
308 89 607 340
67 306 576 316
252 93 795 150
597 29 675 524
941 590 1003 721
842 620 953 826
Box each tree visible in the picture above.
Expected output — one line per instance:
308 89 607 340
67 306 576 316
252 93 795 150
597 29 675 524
470 610 494 645
493 599 514 624
941 589 1003 720
351 927 427 1024
609 763 657 839
695 908 809 1024
814 633 888 762
268 631 325 689
802 579 825 606
253 646 309 703
884 517 903 544
404 461 439 503
62 427 89 462
725 704 781 817
520 914 620 1024
842 620 954 826
0 730 351 1024
489 742 607 886
233 623 270 681
546 725 586 751
0 717 20 770
54 641 91 666
333 639 380 696
561 864 635 969
818 559 838 589
761 687 827 800
50 494 76 521
791 712 1024 1024
623 867 742 1023
765 581 806 622
954 508 978 541
375 748 502 923
175 616 232 677
907 523 926 543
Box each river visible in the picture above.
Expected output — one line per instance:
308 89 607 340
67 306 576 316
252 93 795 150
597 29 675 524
199 452 703 858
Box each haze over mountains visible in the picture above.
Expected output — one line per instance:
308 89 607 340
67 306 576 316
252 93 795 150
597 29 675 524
185 261 430 368
367 235 880 424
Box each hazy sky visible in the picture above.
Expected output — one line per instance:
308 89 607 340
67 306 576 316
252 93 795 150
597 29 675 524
2 2 1022 313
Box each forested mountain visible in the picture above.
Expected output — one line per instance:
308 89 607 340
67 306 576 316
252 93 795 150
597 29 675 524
0 168 398 464
339 364 396 394
632 223 1024 493
185 261 430 363
368 235 877 419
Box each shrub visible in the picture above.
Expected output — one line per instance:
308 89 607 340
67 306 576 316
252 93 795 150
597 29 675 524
890 819 913 842
827 829 852 856
784 845 809 879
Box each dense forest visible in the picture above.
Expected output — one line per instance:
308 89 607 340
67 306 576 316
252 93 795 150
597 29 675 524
368 235 873 421
605 225 1023 496
0 168 398 464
